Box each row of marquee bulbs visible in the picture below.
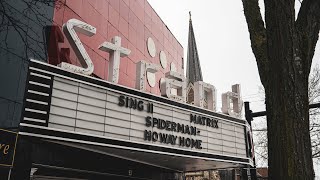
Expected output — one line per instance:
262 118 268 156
58 19 242 118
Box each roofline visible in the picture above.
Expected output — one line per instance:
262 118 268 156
146 0 184 49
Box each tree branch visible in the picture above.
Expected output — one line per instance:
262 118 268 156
241 0 269 86
295 0 320 75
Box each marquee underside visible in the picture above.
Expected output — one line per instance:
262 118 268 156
48 140 245 172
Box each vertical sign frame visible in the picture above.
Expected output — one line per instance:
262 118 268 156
0 128 18 167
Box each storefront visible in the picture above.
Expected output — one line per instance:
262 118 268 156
0 0 254 179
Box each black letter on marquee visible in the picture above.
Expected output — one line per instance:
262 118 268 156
201 117 206 125
190 114 196 123
125 97 129 107
213 120 219 128
177 123 184 133
138 101 144 111
145 116 152 127
160 119 167 129
152 132 158 142
206 118 211 127
159 133 168 143
144 130 151 141
179 137 185 147
196 116 202 124
171 122 177 132
129 98 137 109
185 125 191 135
170 136 177 145
190 126 197 136
197 140 202 149
147 103 153 113
191 139 198 148
185 138 191 147
152 118 158 128
165 121 171 131
118 95 125 106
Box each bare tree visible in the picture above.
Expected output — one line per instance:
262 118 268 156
0 0 63 61
309 66 320 160
252 120 268 167
253 65 320 166
241 0 320 178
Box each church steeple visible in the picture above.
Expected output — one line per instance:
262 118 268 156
186 12 204 105
186 11 203 84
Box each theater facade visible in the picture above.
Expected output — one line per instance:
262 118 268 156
0 0 254 179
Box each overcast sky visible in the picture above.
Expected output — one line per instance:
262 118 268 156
148 0 320 176
148 0 320 112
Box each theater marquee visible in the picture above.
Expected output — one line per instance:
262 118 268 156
19 59 253 171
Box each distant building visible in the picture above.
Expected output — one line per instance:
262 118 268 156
256 167 268 179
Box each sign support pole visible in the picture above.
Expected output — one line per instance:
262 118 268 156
244 102 257 180
7 167 12 180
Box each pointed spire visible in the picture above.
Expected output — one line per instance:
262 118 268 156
186 11 203 84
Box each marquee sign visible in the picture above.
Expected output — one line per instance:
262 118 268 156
19 59 252 167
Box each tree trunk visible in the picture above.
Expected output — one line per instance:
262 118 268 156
265 80 314 179
242 0 320 178
264 1 314 179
